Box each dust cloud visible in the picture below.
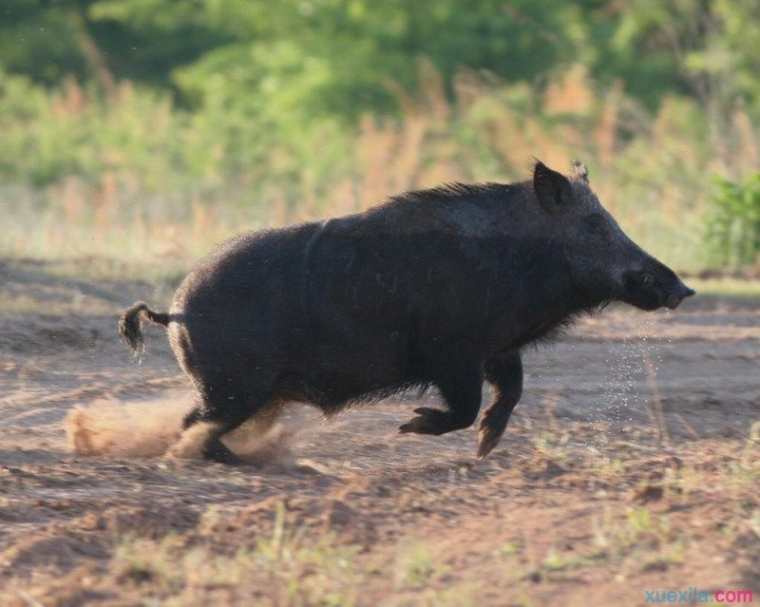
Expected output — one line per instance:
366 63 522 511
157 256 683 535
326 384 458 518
65 395 296 464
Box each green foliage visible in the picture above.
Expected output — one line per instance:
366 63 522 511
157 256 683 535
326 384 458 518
4 1 760 121
706 173 760 269
0 0 91 85
0 0 225 89
608 0 760 113
0 68 352 200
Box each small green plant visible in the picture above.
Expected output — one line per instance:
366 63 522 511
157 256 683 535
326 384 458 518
706 173 760 269
496 539 524 557
395 542 439 588
111 534 184 590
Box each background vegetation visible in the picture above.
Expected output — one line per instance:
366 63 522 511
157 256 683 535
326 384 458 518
1 0 759 273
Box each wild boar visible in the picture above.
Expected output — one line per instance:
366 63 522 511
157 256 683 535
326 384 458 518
119 161 694 463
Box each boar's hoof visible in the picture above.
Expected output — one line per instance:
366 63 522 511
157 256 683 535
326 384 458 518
476 406 511 458
399 407 456 435
203 439 244 465
476 426 504 459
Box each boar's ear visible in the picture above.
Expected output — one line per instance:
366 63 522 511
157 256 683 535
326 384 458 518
533 160 574 211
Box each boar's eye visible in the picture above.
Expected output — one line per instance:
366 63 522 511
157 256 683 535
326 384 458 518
642 273 654 287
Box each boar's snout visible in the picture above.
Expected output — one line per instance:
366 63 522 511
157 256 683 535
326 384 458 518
621 256 695 311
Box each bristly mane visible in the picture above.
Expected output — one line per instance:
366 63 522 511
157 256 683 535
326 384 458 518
388 182 513 206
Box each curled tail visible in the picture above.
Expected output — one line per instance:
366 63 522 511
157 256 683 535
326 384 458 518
118 301 170 354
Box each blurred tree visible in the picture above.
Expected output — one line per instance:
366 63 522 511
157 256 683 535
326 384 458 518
88 0 587 118
599 0 760 113
0 0 228 92
0 1 95 86
1 0 758 123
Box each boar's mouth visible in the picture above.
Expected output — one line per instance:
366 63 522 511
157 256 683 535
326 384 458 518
664 284 696 309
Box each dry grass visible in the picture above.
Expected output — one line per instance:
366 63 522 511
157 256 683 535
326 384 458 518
3 65 758 278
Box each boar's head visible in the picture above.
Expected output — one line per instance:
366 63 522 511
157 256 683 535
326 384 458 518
533 160 695 311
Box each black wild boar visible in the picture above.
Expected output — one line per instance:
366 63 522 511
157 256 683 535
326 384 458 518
119 161 694 463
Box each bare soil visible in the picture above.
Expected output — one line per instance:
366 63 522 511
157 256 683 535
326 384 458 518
0 259 758 606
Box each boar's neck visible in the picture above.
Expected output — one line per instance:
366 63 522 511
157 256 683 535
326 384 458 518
503 238 604 347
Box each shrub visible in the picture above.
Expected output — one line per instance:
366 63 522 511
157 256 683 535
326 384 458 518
706 173 760 270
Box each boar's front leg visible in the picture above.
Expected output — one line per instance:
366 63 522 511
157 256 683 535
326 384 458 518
400 362 482 435
477 350 523 458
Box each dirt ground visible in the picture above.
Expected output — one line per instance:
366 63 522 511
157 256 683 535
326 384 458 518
0 258 758 606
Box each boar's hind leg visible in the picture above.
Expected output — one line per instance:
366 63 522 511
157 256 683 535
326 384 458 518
477 351 523 458
177 387 270 465
399 363 482 436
